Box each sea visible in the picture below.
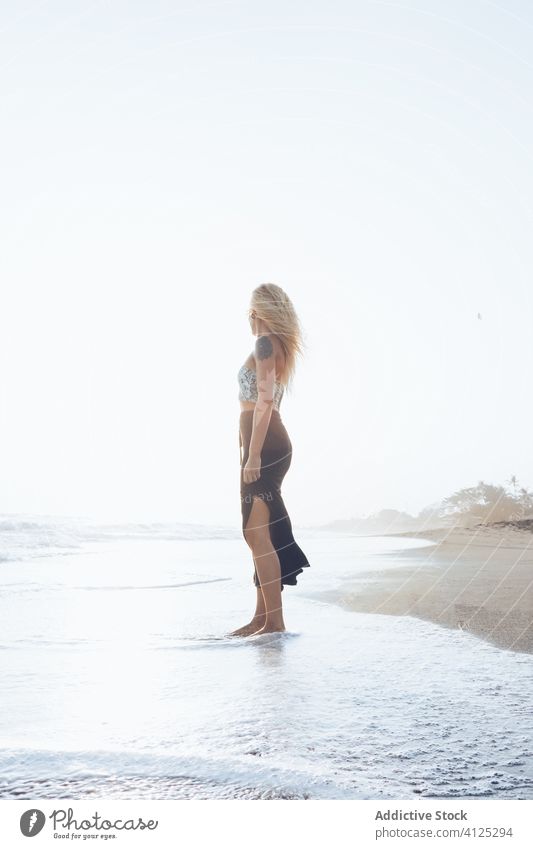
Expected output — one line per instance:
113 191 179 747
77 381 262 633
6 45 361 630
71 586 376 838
1 514 532 800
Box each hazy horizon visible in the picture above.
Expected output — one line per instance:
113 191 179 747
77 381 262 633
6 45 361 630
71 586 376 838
2 1 532 527
0 471 526 530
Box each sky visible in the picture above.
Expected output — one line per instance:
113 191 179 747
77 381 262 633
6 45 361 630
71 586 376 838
1 0 533 527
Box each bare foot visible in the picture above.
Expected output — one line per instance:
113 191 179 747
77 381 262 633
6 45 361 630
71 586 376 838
249 623 286 635
227 616 266 637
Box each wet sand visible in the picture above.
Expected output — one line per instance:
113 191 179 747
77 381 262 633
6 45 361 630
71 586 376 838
317 524 533 655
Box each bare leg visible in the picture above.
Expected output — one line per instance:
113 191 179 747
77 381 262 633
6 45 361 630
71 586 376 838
227 582 266 636
245 497 286 634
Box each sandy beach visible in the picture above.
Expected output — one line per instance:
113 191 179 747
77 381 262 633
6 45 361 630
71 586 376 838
316 524 533 655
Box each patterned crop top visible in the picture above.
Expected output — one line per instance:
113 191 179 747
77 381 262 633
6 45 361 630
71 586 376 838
238 364 285 410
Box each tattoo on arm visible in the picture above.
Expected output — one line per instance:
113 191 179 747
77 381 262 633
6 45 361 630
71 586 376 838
255 335 274 360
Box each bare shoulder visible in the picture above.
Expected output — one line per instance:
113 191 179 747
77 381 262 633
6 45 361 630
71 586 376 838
254 334 286 377
254 334 276 361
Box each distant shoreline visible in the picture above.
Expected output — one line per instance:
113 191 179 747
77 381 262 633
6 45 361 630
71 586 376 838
313 522 533 655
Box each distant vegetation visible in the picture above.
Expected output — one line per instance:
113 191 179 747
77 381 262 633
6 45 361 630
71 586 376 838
438 476 533 526
322 476 533 534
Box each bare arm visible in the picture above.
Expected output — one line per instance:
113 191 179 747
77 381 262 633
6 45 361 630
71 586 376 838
243 335 277 483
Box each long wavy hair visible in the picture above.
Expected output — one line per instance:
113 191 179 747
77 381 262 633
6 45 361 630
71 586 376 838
250 283 305 391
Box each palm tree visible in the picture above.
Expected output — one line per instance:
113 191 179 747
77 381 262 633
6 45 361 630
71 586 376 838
506 475 519 494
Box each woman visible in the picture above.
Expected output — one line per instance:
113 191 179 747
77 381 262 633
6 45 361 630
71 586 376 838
229 283 311 637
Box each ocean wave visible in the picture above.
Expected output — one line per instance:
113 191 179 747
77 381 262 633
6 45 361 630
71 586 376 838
0 514 240 564
0 746 362 800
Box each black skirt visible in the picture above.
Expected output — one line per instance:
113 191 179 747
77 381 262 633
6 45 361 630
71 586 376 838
239 408 311 591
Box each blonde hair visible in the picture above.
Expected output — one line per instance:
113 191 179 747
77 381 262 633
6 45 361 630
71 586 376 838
250 283 305 390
